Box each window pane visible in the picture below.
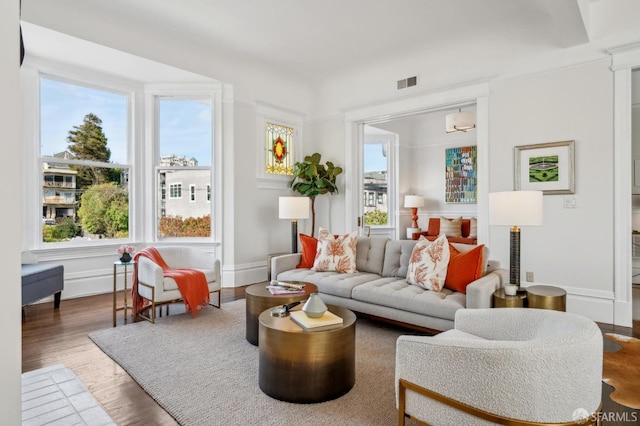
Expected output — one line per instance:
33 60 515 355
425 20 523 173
40 78 127 163
363 143 388 226
159 99 212 166
40 78 130 243
157 169 211 238
265 122 294 175
42 164 129 242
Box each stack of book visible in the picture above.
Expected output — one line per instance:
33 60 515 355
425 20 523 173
266 281 306 295
290 310 343 331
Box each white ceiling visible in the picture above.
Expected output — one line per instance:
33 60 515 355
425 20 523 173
21 0 606 84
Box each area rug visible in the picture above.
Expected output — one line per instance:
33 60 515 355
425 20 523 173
89 299 418 425
22 364 115 425
603 333 640 409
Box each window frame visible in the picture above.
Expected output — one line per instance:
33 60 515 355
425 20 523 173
149 90 218 242
31 70 135 249
361 133 396 231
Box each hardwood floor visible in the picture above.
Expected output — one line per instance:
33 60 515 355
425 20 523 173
22 290 640 425
22 287 247 425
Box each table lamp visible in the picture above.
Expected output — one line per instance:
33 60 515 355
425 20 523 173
489 191 543 291
404 195 424 239
279 196 310 253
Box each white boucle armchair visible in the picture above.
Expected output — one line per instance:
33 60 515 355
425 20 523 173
135 246 221 323
396 308 603 426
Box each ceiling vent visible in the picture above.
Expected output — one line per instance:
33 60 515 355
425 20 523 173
397 76 417 90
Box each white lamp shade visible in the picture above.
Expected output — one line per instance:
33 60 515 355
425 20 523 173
489 191 543 226
445 110 476 133
404 195 424 208
279 196 310 219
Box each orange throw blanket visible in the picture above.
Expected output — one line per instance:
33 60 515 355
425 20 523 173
131 247 210 318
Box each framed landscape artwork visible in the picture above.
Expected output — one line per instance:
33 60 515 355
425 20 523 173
514 140 575 194
445 145 477 203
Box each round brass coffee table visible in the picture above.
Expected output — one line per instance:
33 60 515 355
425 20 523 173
258 305 356 403
526 285 566 311
245 282 318 345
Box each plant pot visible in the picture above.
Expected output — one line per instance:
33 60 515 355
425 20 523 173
504 284 518 296
119 253 132 263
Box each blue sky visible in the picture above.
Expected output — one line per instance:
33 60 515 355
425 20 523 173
364 143 387 172
40 78 212 166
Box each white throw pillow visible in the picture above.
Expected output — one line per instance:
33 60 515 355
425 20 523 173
440 217 462 238
406 234 450 291
312 228 358 273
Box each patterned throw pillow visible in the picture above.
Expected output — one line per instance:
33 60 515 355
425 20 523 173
440 217 462 238
312 228 358 273
406 234 450 291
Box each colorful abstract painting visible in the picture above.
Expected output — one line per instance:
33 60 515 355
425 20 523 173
445 146 477 203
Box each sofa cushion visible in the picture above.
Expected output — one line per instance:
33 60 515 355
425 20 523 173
440 217 462 238
381 239 418 278
276 268 380 298
351 276 465 321
406 235 450 291
468 217 477 239
356 237 388 275
444 244 484 294
312 228 358 273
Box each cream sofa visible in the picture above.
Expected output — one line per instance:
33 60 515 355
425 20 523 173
271 237 508 331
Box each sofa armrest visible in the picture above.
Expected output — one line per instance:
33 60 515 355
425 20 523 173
137 257 164 287
270 253 302 279
464 268 508 309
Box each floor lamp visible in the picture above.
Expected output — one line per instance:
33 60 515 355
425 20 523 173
489 191 543 293
404 195 424 239
279 196 310 253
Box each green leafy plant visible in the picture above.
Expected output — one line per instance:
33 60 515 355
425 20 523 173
290 153 343 236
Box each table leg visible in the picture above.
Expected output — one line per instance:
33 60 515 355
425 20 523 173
112 264 117 327
123 264 128 325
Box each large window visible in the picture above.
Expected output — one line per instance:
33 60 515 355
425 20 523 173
156 97 213 239
40 77 130 243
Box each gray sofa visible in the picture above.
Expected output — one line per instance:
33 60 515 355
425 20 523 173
271 236 508 331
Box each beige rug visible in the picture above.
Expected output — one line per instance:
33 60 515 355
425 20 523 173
89 299 421 425
603 333 640 409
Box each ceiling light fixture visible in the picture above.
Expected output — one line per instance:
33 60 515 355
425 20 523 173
445 109 476 133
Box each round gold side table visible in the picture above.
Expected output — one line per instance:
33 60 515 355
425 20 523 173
492 288 527 308
526 285 566 311
258 305 356 403
245 282 318 346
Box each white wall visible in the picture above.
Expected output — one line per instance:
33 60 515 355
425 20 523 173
0 0 23 422
489 61 615 321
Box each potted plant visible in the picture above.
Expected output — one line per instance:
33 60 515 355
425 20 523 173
290 153 343 236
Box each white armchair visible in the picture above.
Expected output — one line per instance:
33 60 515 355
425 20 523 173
135 246 221 323
396 308 602 425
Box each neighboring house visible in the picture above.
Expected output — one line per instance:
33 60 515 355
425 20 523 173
363 171 387 215
42 152 77 221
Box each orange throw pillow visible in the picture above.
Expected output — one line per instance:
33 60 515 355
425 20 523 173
444 244 484 294
296 233 318 268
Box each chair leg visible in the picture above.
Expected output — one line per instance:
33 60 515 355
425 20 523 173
209 290 221 308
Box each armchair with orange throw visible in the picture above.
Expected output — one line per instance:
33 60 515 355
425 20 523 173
133 246 221 323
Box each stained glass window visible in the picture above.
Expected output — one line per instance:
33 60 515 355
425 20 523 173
265 122 294 175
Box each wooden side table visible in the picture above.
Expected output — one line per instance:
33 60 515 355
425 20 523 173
492 288 527 308
113 261 135 327
245 282 318 345
526 285 566 311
